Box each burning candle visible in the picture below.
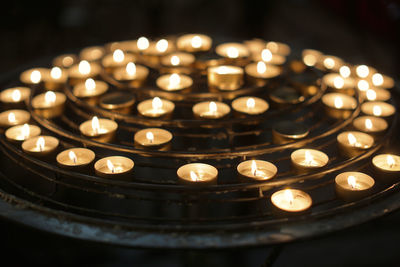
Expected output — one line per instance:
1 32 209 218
245 61 282 86
0 109 30 128
321 55 343 72
79 46 105 62
137 97 175 118
95 156 134 178
361 101 395 118
134 128 173 149
322 73 355 93
177 163 218 185
357 79 370 92
141 39 174 64
101 49 136 72
21 135 59 157
372 154 400 178
99 92 136 114
251 48 286 66
73 78 109 102
192 101 231 119
52 54 78 69
361 88 391 102
43 66 68 90
339 65 352 78
56 148 96 169
161 52 196 68
31 91 66 118
207 65 244 91
79 116 118 142
322 93 357 119
215 43 250 60
266 41 291 56
353 116 388 134
355 65 376 79
337 131 374 157
291 149 329 171
19 68 49 85
113 62 149 88
302 49 323 67
237 160 277 181
271 189 312 213
231 96 269 115
5 123 41 142
156 73 193 91
335 171 375 201
136 36 150 52
0 87 31 105
68 60 101 85
371 73 394 89
176 34 212 52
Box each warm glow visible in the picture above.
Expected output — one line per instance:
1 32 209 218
11 89 21 102
50 67 62 79
113 49 125 63
372 73 384 86
209 101 217 114
20 124 30 139
365 118 373 130
339 66 351 78
45 91 56 103
191 35 202 48
261 49 272 62
251 160 258 176
36 137 45 152
373 105 382 116
78 60 91 75
137 37 149 50
30 70 41 84
246 98 256 109
146 131 154 143
91 116 100 134
304 150 317 166
69 151 77 164
347 175 357 189
366 89 377 101
356 65 369 78
190 171 199 182
216 66 231 75
347 133 357 146
323 57 335 69
227 47 239 58
387 155 395 168
284 189 294 205
156 39 168 53
256 61 267 74
85 78 96 91
8 112 16 123
170 55 180 66
357 80 369 91
266 42 278 53
333 76 344 89
169 73 181 88
152 97 163 110
334 97 343 109
106 159 115 173
62 56 74 67
126 62 136 76
303 54 316 66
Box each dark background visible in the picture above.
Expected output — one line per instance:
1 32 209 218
1 0 400 266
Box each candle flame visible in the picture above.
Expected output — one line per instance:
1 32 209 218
30 70 41 84
347 175 357 189
126 62 136 76
170 55 180 66
36 137 45 152
91 116 100 135
365 118 373 130
50 67 62 79
357 80 369 91
190 171 199 181
334 97 343 109
284 189 294 205
152 97 163 110
8 112 16 123
257 61 267 74
387 155 395 168
304 150 317 166
113 49 124 63
137 37 149 51
169 73 181 88
347 133 357 146
261 49 272 62
146 131 154 143
69 151 77 164
246 98 256 109
156 39 168 53
45 91 56 103
251 160 258 176
227 47 239 58
21 124 30 139
323 57 335 69
85 78 96 91
333 76 344 89
78 60 91 75
373 105 382 116
372 73 384 86
216 66 231 75
191 35 202 48
106 159 115 173
11 89 21 102
366 89 377 101
303 54 316 66
356 65 369 78
339 66 351 78
209 101 217 114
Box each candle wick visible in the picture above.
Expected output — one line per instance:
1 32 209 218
73 157 77 164
253 169 257 177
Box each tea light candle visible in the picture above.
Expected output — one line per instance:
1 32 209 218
215 43 250 60
266 41 291 56
291 149 329 171
372 154 400 174
245 61 282 86
361 88 391 102
5 123 41 142
19 68 49 85
335 172 375 201
353 116 388 134
95 156 134 178
79 46 105 62
321 93 357 119
113 62 149 87
101 49 136 72
56 148 95 169
99 92 136 114
0 109 30 128
371 73 394 89
43 67 68 90
79 116 118 142
192 101 231 119
21 135 59 157
354 65 376 79
141 39 174 64
177 163 218 185
52 54 78 69
272 121 309 144
237 160 277 181
337 131 374 157
252 48 286 66
361 101 395 118
68 60 101 84
207 65 244 91
134 128 173 148
31 91 66 118
161 52 196 67
231 96 269 115
320 55 344 72
137 97 175 118
302 49 323 67
0 87 30 105
176 34 212 53
73 78 109 101
156 73 193 91
271 189 312 213
322 73 355 92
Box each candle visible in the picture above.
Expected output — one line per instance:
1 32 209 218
265 41 291 56
99 92 136 114
101 49 136 72
79 46 105 62
371 73 394 89
237 160 277 181
372 154 400 179
43 66 68 90
271 189 312 213
321 93 357 119
207 65 244 91
337 131 374 158
161 52 196 68
302 49 323 67
141 39 174 64
354 65 376 79
19 68 49 85
252 48 286 66
176 34 212 53
0 87 30 105
322 73 355 94
177 163 218 185
231 96 269 115
94 156 134 179
68 60 101 85
21 135 59 157
137 97 175 118
353 116 388 134
291 149 329 171
5 123 40 142
0 109 30 128
272 121 309 144
31 91 66 118
56 148 95 169
361 88 391 102
73 78 109 103
156 73 193 91
52 54 78 69
134 128 173 149
335 171 375 201
245 61 282 86
113 62 149 88
361 101 395 118
79 116 118 142
215 43 250 60
192 101 231 119
320 55 344 72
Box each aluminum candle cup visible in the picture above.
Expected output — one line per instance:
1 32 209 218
0 87 31 107
79 116 118 143
95 156 134 179
137 97 175 118
322 73 355 95
99 92 136 114
370 73 394 89
361 101 395 118
231 96 269 116
52 54 78 69
192 101 231 119
353 116 388 135
372 154 400 181
245 62 282 87
43 67 68 90
207 65 244 91
79 46 106 62
31 91 66 119
321 93 357 119
215 42 250 65
177 163 218 186
265 41 291 56
134 128 173 150
56 148 95 170
112 62 149 88
19 68 49 85
101 49 136 72
176 34 212 53
156 73 193 92
73 78 109 105
291 149 329 172
272 121 309 144
337 131 374 158
5 124 41 142
21 135 59 157
68 60 101 85
360 88 391 102
237 160 277 182
271 189 312 213
335 172 375 201
0 109 30 128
